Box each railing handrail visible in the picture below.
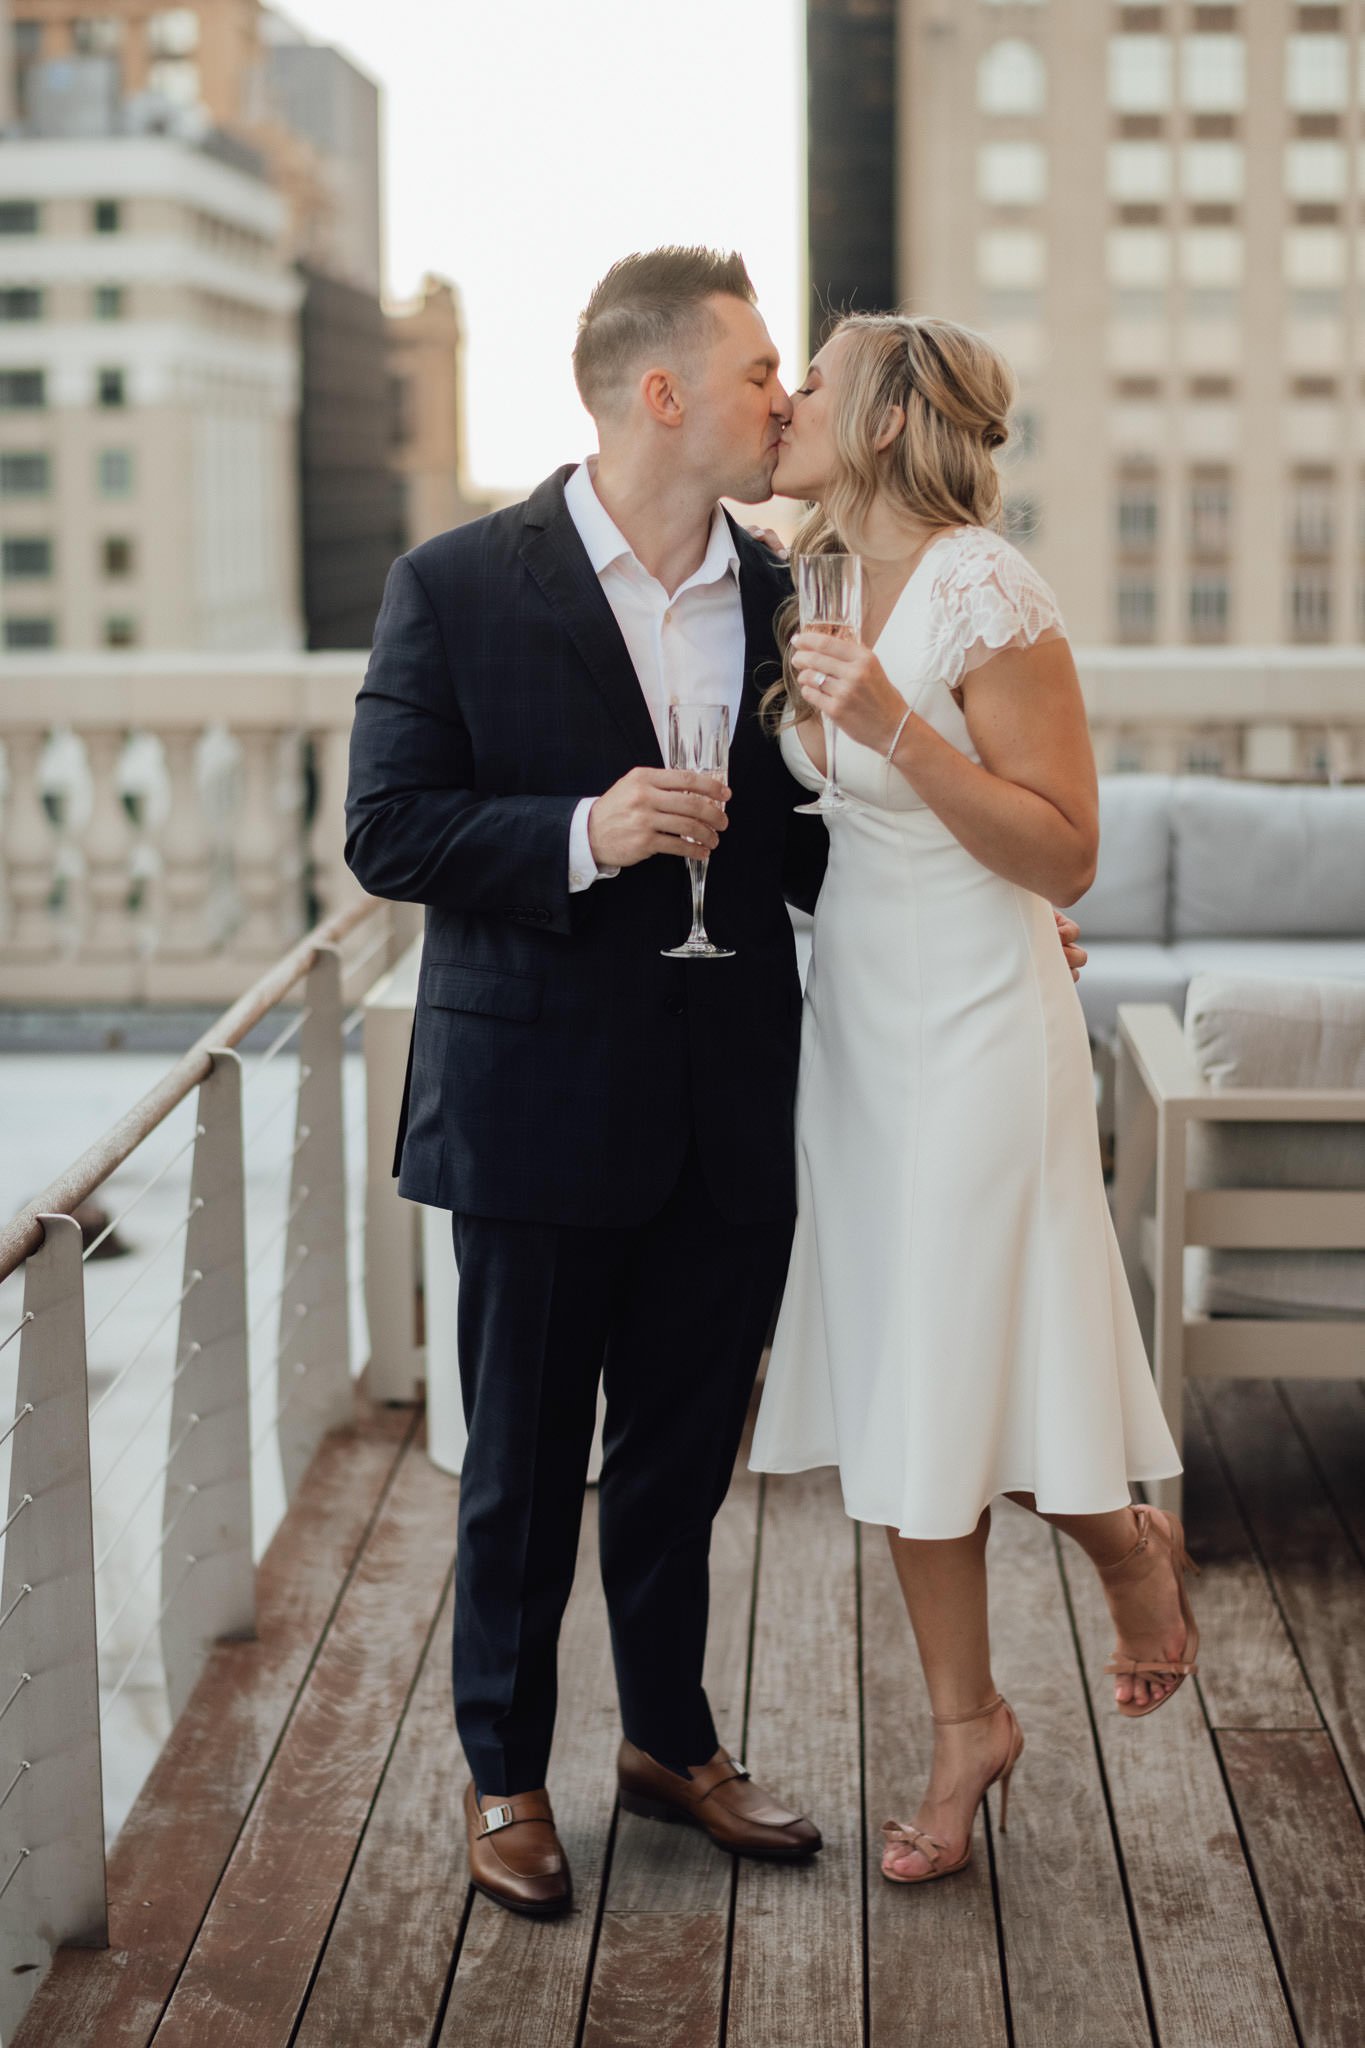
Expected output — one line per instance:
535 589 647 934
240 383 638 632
0 897 381 1287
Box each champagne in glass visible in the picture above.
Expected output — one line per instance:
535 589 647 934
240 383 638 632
793 552 862 815
660 701 735 960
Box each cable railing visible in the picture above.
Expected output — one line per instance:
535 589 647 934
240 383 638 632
0 896 405 2044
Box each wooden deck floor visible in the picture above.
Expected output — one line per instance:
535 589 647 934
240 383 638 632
14 1377 1365 2048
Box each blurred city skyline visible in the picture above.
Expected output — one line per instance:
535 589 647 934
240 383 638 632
275 0 806 495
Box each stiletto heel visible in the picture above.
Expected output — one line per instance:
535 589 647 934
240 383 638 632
1101 1504 1201 1719
881 1694 1024 1884
997 1749 1018 1833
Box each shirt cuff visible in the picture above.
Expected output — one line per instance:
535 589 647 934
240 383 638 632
568 796 620 892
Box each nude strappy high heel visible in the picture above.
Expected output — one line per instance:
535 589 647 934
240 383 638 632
1100 1503 1201 1719
880 1694 1024 1886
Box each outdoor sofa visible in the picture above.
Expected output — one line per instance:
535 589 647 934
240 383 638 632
1074 777 1365 1126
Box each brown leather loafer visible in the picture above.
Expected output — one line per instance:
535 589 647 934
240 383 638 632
464 1781 572 1918
617 1741 822 1860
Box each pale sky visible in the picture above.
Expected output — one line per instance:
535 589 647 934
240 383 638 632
276 0 807 497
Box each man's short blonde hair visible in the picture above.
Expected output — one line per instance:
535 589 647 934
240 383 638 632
572 246 756 419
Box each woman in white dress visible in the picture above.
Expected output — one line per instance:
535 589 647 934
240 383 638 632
749 314 1195 1887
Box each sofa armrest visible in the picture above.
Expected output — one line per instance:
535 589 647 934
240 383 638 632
1116 1004 1204 1108
1117 1003 1365 1122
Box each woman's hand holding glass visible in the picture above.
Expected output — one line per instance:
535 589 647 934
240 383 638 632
791 630 912 761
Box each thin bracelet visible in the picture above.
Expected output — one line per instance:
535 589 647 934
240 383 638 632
884 705 913 763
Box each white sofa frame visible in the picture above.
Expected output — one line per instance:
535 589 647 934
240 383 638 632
1114 1002 1365 1516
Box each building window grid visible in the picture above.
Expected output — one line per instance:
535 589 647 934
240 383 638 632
98 449 134 497
1117 479 1160 552
97 368 127 409
1290 568 1332 643
1285 35 1348 114
1180 35 1246 114
0 202 40 235
102 536 135 579
1117 577 1159 642
104 616 138 649
0 288 43 321
73 19 124 55
978 40 1048 117
0 453 50 496
94 285 124 321
1290 475 1335 557
1 536 53 578
1189 476 1233 555
0 370 46 409
1188 574 1230 642
3 617 55 650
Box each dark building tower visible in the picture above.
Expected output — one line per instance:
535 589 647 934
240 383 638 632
297 267 405 650
806 0 898 345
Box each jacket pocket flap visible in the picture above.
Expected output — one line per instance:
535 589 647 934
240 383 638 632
423 962 542 1022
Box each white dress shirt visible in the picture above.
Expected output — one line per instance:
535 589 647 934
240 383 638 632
562 458 746 890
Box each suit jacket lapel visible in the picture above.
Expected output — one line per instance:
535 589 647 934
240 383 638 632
520 467 663 769
731 524 787 779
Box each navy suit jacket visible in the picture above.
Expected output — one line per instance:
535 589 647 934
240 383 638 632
344 465 826 1228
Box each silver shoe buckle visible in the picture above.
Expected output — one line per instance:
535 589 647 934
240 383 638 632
477 1801 516 1837
729 1757 751 1780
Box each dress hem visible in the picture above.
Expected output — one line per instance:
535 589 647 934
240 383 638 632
746 1453 1186 1542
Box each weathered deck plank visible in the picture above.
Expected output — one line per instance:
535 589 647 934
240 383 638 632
1181 1388 1319 1733
1219 1729 1365 2048
861 1523 1008 2048
1060 1540 1298 2048
726 1468 863 2048
292 1572 463 2048
150 1424 457 2046
579 1433 761 2048
1277 1379 1365 1557
13 1384 1365 2048
987 1502 1151 2048
11 1407 416 2048
1201 1379 1365 1811
435 1494 620 2046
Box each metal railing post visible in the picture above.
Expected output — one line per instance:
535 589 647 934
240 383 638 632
159 1051 255 1725
0 1215 107 2043
275 945 353 1499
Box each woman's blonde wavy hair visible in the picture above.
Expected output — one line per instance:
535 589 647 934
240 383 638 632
765 313 1016 729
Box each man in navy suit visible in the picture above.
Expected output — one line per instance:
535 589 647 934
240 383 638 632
346 249 827 1915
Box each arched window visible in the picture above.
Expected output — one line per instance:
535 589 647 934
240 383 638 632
978 41 1047 117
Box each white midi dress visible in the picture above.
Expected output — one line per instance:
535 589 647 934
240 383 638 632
750 526 1182 1539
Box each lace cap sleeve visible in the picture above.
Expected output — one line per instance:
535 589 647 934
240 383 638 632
925 527 1065 692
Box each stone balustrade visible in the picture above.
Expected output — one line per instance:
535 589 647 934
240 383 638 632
0 653 363 1004
1 646 1363 1005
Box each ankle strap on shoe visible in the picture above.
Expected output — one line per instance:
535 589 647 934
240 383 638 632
1096 1505 1152 1576
932 1693 1005 1727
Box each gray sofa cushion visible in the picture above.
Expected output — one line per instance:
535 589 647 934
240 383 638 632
1171 780 1365 939
1077 942 1190 1047
1074 775 1175 941
1182 972 1365 1320
1174 937 1365 987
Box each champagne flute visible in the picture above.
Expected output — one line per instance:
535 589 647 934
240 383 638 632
793 552 862 815
660 701 735 960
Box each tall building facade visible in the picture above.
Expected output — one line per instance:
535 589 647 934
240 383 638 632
4 1 408 649
807 0 898 343
0 125 301 650
385 274 488 551
816 2 1364 648
296 262 401 649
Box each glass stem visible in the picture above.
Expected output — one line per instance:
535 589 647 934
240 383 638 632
823 713 839 798
688 857 708 942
